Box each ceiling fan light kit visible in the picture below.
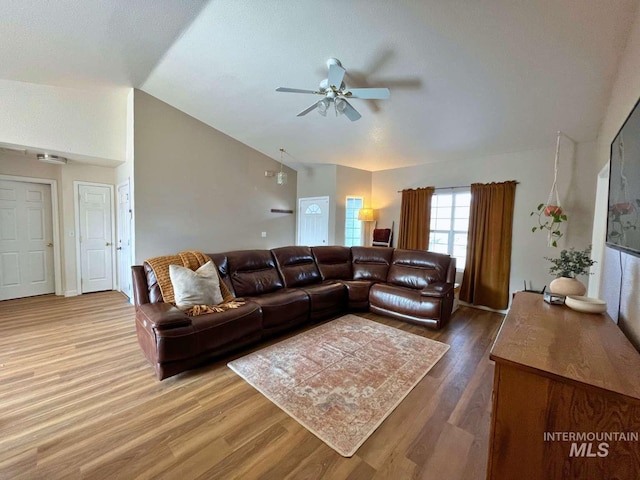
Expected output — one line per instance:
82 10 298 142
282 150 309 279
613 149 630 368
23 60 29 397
276 58 390 121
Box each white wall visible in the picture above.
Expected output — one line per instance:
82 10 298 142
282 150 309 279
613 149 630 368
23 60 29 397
133 90 297 262
372 139 599 302
0 79 129 165
597 4 640 350
115 89 136 282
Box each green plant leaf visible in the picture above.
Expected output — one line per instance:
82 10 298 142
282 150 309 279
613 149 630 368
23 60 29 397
537 203 545 211
552 240 558 247
532 227 537 232
560 215 567 221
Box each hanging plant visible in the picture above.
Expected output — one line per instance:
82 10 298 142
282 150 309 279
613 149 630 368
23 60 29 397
530 131 569 247
531 203 568 247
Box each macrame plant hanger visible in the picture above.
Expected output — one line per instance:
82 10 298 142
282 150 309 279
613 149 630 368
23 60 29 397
545 131 563 246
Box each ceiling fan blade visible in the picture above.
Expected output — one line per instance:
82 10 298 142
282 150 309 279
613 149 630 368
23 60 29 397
276 87 320 94
297 101 320 116
341 99 361 121
344 88 390 100
327 64 346 89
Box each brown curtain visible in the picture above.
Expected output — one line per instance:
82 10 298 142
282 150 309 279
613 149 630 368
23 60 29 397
460 181 517 309
397 187 435 250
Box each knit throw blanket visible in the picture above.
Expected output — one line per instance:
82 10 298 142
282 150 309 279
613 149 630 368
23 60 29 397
145 251 244 316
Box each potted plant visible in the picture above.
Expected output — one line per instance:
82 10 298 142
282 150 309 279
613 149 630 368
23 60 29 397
544 246 596 296
531 203 568 247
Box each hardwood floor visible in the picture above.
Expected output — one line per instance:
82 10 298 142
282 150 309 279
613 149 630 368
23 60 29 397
0 292 503 480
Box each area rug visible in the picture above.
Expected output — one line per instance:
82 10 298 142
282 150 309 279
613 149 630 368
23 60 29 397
227 314 450 457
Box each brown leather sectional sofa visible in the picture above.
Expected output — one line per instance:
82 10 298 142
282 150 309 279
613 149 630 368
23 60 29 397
132 246 456 380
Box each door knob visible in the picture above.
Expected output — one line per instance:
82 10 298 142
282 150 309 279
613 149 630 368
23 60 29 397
106 242 112 246
47 242 53 247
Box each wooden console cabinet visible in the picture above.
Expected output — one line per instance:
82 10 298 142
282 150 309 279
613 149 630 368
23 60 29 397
487 292 640 480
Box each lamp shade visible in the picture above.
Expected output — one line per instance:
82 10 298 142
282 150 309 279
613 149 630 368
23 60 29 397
357 208 375 222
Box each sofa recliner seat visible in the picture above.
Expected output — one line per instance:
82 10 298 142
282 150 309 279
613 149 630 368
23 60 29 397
369 249 456 328
132 268 263 380
226 249 310 335
272 246 346 322
132 246 456 379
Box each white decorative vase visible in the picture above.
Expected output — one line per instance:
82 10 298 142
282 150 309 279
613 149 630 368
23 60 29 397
549 277 586 296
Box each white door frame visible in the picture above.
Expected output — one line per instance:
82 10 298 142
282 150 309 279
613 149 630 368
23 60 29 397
74 181 116 295
0 174 62 296
589 163 610 298
116 178 133 297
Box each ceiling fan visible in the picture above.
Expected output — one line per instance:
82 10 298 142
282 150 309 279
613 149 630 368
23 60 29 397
276 58 390 121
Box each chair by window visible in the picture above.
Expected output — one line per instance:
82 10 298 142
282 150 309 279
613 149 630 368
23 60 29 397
372 221 394 247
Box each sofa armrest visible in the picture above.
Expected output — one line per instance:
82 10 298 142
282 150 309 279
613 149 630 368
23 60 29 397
137 303 192 330
420 282 454 298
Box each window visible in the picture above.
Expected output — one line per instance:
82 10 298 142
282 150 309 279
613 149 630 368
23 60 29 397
305 204 322 215
345 196 364 246
428 189 471 269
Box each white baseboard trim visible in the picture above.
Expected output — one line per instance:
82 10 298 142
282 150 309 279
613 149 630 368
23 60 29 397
64 290 79 297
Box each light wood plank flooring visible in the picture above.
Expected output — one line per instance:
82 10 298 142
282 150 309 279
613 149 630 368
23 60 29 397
0 292 503 479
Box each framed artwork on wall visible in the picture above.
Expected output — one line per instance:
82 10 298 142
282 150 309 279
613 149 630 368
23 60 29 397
607 95 640 257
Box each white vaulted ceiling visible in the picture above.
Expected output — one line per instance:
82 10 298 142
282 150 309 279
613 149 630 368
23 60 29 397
1 0 638 171
0 0 208 89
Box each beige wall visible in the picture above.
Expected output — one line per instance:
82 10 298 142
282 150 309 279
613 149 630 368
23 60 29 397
296 165 337 244
295 164 372 245
0 150 116 295
133 90 297 262
372 139 599 303
59 163 116 295
598 4 640 350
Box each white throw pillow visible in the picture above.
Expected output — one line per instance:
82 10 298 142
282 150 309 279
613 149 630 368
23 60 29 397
169 261 224 310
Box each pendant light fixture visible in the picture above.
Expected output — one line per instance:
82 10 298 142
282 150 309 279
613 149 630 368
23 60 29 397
277 148 288 185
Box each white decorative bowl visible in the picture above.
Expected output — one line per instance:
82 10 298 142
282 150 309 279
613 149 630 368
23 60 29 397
565 295 607 314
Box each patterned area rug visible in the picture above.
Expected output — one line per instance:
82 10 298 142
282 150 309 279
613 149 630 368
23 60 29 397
227 314 450 457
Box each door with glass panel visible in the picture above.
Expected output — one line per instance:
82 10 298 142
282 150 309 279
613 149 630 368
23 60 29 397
297 196 329 246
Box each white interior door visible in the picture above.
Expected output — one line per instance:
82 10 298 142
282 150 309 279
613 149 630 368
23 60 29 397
117 181 132 299
0 180 54 300
79 184 113 293
297 196 330 246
